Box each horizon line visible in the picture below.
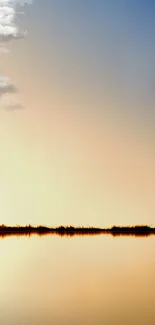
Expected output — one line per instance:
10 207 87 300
0 224 155 238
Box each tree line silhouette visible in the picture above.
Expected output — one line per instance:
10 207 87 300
0 224 154 238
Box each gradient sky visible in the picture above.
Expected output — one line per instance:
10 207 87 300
0 0 154 226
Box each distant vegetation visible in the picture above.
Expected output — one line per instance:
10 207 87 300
0 224 155 238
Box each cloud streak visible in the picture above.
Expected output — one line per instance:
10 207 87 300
0 0 32 110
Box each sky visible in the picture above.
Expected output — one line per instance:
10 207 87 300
0 0 154 226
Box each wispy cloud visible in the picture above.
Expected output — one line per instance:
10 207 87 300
0 73 17 96
0 0 32 110
0 44 10 54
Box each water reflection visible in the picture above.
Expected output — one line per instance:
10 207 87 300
0 235 155 325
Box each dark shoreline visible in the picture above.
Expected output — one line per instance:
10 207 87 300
0 225 155 238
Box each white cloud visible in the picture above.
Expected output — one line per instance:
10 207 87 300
0 1 31 42
0 73 17 96
0 73 20 110
0 0 32 110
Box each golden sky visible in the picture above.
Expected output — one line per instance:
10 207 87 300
0 0 154 226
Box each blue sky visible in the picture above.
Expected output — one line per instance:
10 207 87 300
26 0 155 123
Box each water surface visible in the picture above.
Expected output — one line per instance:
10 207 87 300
0 236 155 325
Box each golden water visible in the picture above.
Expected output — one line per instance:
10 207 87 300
0 235 155 325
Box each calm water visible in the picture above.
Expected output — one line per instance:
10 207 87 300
0 235 155 325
